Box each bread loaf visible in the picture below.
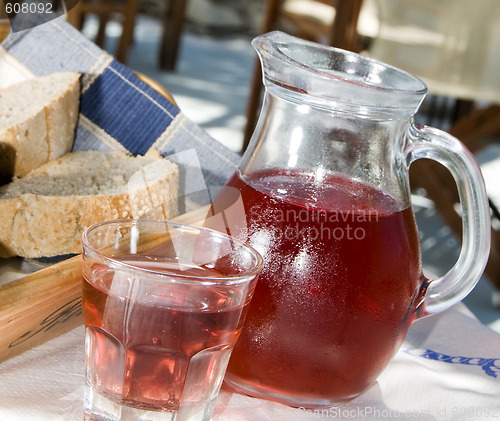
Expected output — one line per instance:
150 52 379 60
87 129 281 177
0 151 179 258
0 72 80 184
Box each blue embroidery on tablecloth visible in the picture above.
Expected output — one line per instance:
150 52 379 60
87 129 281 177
403 348 500 378
80 60 180 156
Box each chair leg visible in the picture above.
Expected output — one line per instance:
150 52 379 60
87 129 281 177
116 0 139 63
95 2 111 48
329 0 363 51
241 0 283 151
159 0 188 71
242 59 264 152
66 2 85 30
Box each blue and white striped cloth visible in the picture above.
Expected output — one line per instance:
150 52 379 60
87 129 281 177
1 18 240 207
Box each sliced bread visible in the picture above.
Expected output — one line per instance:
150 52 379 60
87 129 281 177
0 72 81 184
0 151 179 258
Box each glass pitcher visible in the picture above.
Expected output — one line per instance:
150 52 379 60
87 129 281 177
211 31 491 408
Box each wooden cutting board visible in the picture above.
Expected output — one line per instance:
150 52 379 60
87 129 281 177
0 206 209 363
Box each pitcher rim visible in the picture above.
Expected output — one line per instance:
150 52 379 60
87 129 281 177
253 31 428 97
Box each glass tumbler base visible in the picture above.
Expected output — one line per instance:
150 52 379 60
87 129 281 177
84 382 213 421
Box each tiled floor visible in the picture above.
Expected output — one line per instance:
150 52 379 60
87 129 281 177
82 14 500 333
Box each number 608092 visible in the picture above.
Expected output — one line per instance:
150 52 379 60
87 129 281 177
5 2 53 14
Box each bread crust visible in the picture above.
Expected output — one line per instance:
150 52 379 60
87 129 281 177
0 152 179 258
0 113 49 180
45 75 81 160
0 72 80 184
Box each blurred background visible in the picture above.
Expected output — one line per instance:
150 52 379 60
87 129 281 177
1 0 500 331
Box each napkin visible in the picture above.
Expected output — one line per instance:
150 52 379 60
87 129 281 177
0 17 240 209
0 303 498 420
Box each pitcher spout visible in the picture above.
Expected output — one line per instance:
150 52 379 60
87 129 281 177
253 31 427 118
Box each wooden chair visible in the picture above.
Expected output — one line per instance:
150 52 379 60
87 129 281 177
66 0 140 64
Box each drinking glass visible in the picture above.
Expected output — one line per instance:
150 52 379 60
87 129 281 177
81 219 262 421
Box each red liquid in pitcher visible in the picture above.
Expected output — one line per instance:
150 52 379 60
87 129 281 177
218 169 424 405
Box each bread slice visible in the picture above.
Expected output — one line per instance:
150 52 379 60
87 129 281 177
0 151 179 258
0 72 80 184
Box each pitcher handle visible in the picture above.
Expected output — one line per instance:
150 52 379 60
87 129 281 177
405 121 491 316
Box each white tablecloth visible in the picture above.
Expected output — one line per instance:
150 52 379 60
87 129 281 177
0 303 499 420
